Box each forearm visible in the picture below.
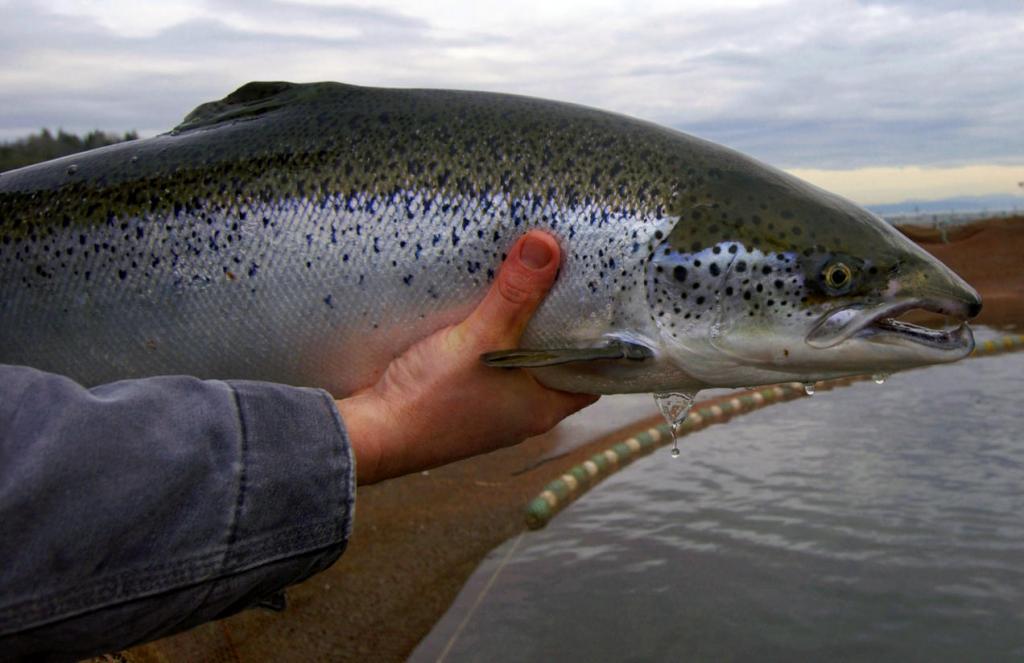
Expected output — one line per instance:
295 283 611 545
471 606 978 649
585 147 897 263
0 365 355 661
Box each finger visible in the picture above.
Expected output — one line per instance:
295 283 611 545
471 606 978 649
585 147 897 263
460 230 561 347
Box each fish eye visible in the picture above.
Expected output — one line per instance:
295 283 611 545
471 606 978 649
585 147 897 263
822 261 854 294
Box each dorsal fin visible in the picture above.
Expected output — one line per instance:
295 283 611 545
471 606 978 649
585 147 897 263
171 81 319 134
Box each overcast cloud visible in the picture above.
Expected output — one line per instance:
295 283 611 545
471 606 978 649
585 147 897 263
1 0 1022 179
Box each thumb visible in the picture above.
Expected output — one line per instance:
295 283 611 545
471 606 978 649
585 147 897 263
460 230 561 347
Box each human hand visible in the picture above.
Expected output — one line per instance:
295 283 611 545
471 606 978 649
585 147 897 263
336 231 599 485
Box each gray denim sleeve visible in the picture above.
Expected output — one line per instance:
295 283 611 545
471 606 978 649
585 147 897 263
0 364 356 662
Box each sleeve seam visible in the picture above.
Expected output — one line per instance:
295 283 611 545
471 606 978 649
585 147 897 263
225 383 249 550
318 389 357 543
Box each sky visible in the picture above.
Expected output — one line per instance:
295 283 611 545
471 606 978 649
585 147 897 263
1 0 1022 204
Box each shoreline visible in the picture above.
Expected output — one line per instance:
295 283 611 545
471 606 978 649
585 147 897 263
121 216 1024 662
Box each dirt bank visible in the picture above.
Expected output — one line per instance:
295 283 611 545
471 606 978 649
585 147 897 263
899 216 1024 330
117 216 1024 663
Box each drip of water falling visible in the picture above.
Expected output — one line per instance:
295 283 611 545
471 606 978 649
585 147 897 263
654 391 696 458
872 372 889 384
803 381 816 396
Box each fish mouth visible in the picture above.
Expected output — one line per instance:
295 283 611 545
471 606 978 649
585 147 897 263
806 298 978 353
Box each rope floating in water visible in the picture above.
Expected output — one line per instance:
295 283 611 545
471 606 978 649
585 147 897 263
525 333 1024 530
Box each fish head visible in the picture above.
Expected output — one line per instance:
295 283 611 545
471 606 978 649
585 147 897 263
645 160 981 387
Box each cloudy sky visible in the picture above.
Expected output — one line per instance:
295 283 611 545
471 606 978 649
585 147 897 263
2 0 1022 204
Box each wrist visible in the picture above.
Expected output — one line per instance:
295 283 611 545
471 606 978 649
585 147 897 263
335 391 388 485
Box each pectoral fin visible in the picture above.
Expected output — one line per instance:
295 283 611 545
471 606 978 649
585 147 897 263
481 340 653 368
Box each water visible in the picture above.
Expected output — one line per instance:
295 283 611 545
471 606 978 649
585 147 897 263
417 335 1024 662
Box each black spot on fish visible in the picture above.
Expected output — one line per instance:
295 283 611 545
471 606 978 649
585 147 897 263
725 286 734 296
673 266 687 281
762 265 772 275
324 294 334 308
696 296 706 305
736 261 747 272
403 274 413 285
774 279 784 289
743 291 752 300
709 263 720 276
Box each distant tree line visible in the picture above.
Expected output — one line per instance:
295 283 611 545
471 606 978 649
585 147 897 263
0 128 138 173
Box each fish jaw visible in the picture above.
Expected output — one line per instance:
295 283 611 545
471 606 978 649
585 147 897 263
688 271 982 387
805 297 977 356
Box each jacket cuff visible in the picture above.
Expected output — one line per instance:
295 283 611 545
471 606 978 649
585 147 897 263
221 379 355 578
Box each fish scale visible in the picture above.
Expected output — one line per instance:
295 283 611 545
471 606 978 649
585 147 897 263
0 81 980 396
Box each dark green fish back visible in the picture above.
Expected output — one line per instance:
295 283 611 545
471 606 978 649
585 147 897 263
1 81 718 244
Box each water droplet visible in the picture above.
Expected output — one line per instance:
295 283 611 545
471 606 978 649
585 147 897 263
872 372 889 384
654 391 697 458
66 164 78 175
803 381 816 396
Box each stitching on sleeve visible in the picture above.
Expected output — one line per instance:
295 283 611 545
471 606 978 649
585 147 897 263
225 385 250 548
320 389 357 544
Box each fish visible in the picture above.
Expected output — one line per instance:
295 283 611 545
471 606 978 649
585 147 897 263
0 81 981 398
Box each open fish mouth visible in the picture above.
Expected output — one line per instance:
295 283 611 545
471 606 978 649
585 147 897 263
806 298 978 353
867 315 971 350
